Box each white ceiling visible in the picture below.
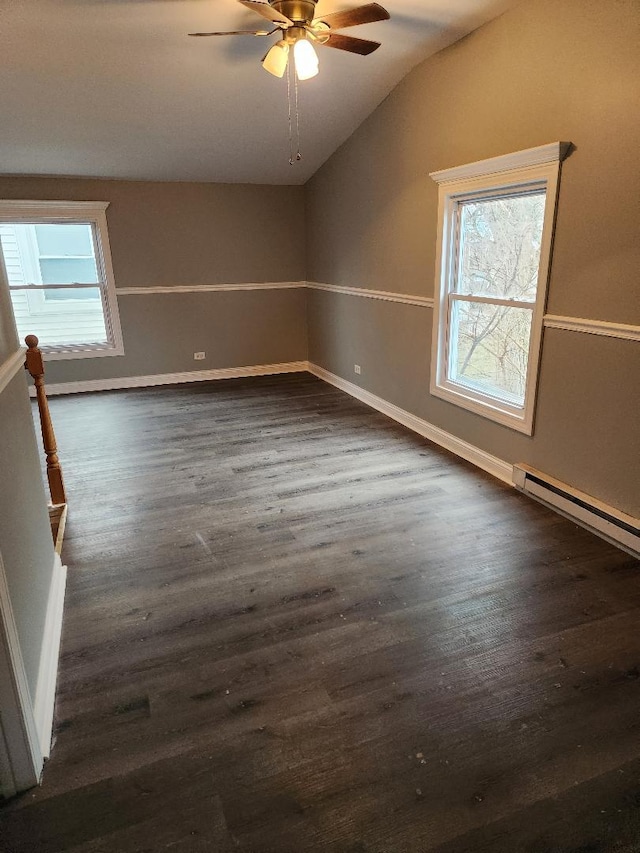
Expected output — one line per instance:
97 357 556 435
1 0 516 185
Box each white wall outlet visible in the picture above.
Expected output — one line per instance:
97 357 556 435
194 352 206 360
354 364 361 375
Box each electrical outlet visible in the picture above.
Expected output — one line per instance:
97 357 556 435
354 364 361 375
194 352 206 361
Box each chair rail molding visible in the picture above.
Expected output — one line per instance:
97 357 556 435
543 315 640 342
116 282 304 295
306 281 433 308
116 281 434 308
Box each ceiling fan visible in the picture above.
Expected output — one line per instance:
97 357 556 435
189 1 391 80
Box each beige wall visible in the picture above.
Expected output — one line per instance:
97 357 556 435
305 0 640 517
0 177 308 384
0 177 306 288
43 288 308 385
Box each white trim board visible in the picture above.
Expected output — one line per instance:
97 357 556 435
0 348 26 396
430 142 571 184
116 281 433 308
33 554 67 759
306 282 433 308
543 315 640 342
306 362 513 484
0 200 109 219
0 551 44 797
34 360 308 396
116 281 304 295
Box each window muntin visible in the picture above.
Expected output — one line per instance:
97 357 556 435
0 202 123 359
430 145 567 434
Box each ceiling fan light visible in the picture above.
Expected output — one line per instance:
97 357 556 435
293 38 319 80
263 40 289 77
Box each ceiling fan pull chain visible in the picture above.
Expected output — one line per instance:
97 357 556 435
294 69 302 161
287 60 295 166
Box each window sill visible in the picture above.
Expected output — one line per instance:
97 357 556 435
430 381 534 435
41 344 125 361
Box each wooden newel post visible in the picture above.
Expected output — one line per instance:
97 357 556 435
24 335 67 506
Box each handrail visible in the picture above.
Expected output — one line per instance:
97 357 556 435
24 335 67 506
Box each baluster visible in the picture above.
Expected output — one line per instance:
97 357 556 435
24 335 67 506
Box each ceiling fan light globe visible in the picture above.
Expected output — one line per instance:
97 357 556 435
294 38 319 80
263 40 289 77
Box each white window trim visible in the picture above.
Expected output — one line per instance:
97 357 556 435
429 143 570 435
0 200 124 360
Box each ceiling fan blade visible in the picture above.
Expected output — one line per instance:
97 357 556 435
314 3 389 30
189 30 274 36
320 32 381 55
238 0 293 26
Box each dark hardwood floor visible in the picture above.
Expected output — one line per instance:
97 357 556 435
1 373 639 852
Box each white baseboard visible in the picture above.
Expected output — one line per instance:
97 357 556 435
33 553 67 759
307 362 513 484
34 360 308 396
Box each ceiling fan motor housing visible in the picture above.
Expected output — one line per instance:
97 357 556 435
271 0 318 24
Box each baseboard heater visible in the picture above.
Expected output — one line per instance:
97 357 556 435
512 464 639 557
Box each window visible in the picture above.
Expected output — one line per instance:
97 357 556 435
0 201 123 359
429 143 569 434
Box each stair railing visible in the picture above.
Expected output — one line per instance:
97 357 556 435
24 335 67 506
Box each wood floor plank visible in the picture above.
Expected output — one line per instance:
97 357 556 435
1 373 638 852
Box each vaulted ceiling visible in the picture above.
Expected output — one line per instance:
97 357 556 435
2 0 516 184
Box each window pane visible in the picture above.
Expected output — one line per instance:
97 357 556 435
456 192 545 301
0 224 30 285
39 257 99 285
449 300 533 406
0 221 99 285
10 287 108 348
34 223 94 257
